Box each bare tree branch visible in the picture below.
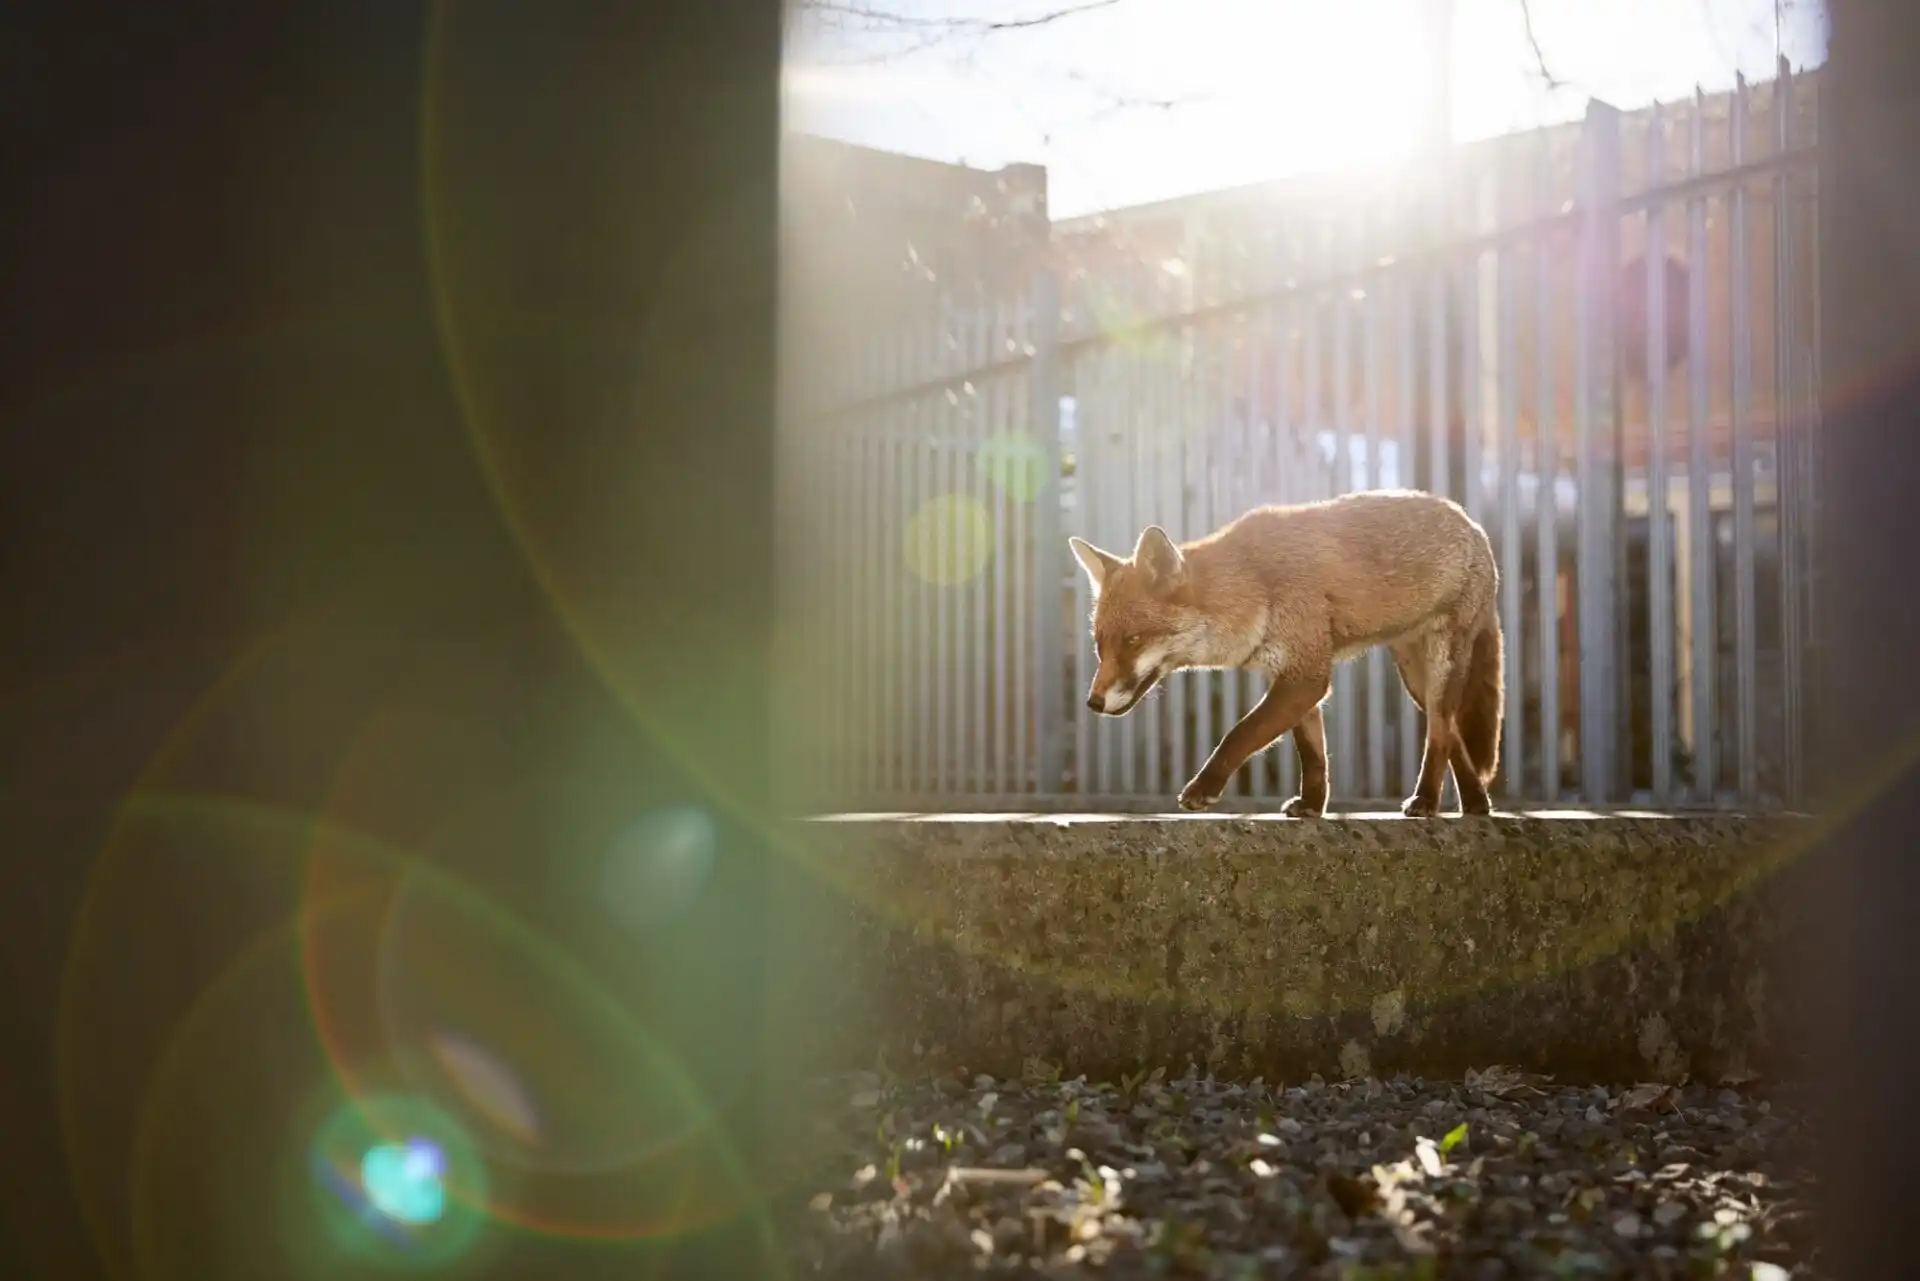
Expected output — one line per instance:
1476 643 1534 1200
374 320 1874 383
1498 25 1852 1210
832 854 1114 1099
1515 0 1566 90
796 0 1123 55
802 0 1120 34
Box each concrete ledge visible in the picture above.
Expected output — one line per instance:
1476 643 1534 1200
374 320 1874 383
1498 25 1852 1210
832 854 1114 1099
765 812 1819 1085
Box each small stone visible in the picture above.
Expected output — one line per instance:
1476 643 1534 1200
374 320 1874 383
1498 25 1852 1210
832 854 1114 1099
1613 1211 1643 1237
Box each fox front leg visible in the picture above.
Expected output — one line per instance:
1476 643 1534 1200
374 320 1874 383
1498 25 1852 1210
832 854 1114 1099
1177 667 1334 812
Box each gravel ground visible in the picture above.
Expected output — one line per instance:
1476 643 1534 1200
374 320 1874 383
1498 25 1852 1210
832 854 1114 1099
778 1064 1822 1280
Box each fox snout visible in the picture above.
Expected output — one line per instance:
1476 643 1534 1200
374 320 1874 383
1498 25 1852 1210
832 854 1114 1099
1086 663 1152 716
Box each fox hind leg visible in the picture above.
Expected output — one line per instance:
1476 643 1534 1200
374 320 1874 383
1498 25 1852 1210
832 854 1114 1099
1449 738 1493 815
1282 703 1329 817
1395 631 1470 818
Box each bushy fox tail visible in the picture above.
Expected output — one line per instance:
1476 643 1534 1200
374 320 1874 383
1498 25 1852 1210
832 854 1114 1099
1458 620 1504 786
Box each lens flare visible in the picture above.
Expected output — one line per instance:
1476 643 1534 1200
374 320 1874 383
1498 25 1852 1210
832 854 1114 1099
974 430 1051 504
904 494 993 586
426 1030 543 1150
602 805 717 937
309 1092 488 1269
361 1138 447 1225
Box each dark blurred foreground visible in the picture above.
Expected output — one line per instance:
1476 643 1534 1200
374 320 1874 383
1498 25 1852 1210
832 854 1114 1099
1 3 784 1278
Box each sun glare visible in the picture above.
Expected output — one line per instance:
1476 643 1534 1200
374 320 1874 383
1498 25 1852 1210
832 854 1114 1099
785 0 1454 214
1204 3 1435 176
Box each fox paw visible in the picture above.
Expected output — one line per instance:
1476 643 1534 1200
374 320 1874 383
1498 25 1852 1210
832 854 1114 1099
1177 777 1222 811
1280 795 1324 819
1459 792 1494 816
1400 793 1441 819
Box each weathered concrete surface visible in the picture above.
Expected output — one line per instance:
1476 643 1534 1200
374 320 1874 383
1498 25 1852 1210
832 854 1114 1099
764 812 1821 1085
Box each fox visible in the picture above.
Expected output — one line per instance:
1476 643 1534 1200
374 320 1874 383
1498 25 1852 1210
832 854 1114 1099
1067 489 1504 818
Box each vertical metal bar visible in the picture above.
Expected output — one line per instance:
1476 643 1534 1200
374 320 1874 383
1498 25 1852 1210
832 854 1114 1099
921 321 943 798
970 307 990 795
1426 263 1452 805
1073 344 1096 800
1731 74 1759 805
878 391 898 798
1535 137 1562 803
1497 232 1524 804
1804 70 1825 718
1775 55 1804 807
1030 270 1065 797
1161 320 1188 797
1686 88 1717 804
1332 264 1358 794
991 298 1011 795
824 426 842 801
954 302 977 795
977 302 998 794
1295 287 1325 799
887 332 909 799
1274 295 1298 801
1429 265 1452 502
1576 101 1623 804
1247 305 1271 799
1096 342 1120 798
1118 327 1141 798
934 320 955 795
840 352 859 800
1462 253 1484 525
1140 323 1165 796
857 341 879 799
1190 320 1213 796
1216 319 1245 796
1334 286 1355 492
1646 104 1675 804
891 332 912 801
917 330 940 795
864 423 883 798
1364 263 1388 799
1399 267 1421 797
893 332 915 799
1011 294 1033 794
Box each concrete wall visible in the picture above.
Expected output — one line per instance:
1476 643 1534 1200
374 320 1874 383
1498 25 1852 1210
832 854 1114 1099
767 813 1817 1086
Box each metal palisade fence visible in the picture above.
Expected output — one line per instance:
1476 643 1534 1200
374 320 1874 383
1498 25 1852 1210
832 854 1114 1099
781 63 1820 814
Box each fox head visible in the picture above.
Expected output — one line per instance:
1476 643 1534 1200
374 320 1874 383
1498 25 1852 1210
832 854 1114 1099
1067 525 1198 716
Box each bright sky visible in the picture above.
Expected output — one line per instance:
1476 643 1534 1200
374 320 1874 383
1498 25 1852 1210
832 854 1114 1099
786 0 1830 218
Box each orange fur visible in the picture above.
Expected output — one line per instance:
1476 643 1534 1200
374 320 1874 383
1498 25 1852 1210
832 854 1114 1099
1068 489 1504 817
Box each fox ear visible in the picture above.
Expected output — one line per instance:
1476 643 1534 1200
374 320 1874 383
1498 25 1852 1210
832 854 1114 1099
1068 536 1122 595
1132 525 1186 591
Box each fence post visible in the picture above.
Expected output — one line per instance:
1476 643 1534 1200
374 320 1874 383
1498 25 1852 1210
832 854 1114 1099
1029 268 1066 794
1575 100 1623 804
